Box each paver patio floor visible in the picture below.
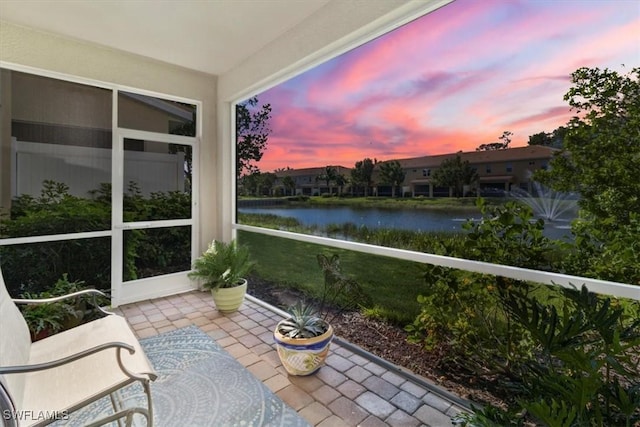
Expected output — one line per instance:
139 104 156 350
117 290 469 427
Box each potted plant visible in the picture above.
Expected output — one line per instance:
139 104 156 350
274 253 365 375
188 239 255 312
274 301 333 376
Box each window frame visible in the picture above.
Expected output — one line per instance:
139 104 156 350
228 3 638 302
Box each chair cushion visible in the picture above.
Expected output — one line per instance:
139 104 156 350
19 315 154 425
0 269 32 412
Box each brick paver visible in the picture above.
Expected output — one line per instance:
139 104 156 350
118 291 471 426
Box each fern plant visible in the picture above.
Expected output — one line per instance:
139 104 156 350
188 239 255 289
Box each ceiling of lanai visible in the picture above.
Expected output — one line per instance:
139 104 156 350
0 0 332 76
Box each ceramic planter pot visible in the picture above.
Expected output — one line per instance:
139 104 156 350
211 279 247 312
273 322 334 376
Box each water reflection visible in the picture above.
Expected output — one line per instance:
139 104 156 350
238 204 575 240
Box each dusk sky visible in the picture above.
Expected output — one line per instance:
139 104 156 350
254 0 639 172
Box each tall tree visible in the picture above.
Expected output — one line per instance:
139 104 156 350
240 171 261 196
260 172 277 196
378 160 406 197
169 112 196 192
335 174 347 196
236 97 272 179
316 166 338 194
282 176 296 196
536 66 640 229
351 158 376 197
528 126 567 148
431 154 478 197
476 130 512 151
535 66 640 284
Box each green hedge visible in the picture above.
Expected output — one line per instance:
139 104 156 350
0 181 191 296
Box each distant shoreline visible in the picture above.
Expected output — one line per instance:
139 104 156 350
238 195 503 211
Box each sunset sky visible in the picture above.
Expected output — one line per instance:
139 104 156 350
253 0 639 172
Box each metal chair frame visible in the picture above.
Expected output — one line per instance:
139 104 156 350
0 289 156 427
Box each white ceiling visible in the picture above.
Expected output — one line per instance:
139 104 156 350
0 0 332 76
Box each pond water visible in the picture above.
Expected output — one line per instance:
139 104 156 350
238 205 574 240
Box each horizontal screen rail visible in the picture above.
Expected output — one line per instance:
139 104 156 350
234 224 639 301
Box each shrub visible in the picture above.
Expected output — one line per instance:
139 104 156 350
454 285 640 426
406 200 561 370
1 181 113 294
18 274 107 339
407 199 640 425
0 180 191 295
561 212 640 286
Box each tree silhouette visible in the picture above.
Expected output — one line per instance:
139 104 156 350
282 176 296 196
236 97 272 179
536 66 640 229
476 130 512 151
528 127 567 148
379 160 406 197
316 166 338 194
351 158 376 196
431 154 478 197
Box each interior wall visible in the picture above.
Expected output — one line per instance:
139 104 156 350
0 21 218 251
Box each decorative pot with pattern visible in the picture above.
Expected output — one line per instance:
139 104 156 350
273 322 333 376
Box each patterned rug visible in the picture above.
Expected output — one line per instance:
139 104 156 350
54 325 309 427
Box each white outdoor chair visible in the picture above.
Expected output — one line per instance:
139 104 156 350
0 269 157 427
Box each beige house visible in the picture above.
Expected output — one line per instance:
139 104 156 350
271 146 556 198
394 145 557 197
273 166 351 196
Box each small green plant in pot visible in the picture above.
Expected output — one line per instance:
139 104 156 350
274 253 365 376
274 301 333 375
188 239 255 312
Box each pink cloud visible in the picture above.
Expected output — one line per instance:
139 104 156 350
255 0 639 172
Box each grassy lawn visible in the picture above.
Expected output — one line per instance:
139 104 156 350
238 230 429 324
238 215 638 327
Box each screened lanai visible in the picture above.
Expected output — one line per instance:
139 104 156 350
0 1 638 425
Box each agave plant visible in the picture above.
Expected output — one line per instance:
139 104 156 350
277 301 329 339
276 253 364 341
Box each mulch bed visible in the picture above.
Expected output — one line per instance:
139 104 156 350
247 276 507 409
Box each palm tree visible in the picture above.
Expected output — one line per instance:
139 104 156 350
316 166 338 194
335 174 347 196
260 172 277 196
